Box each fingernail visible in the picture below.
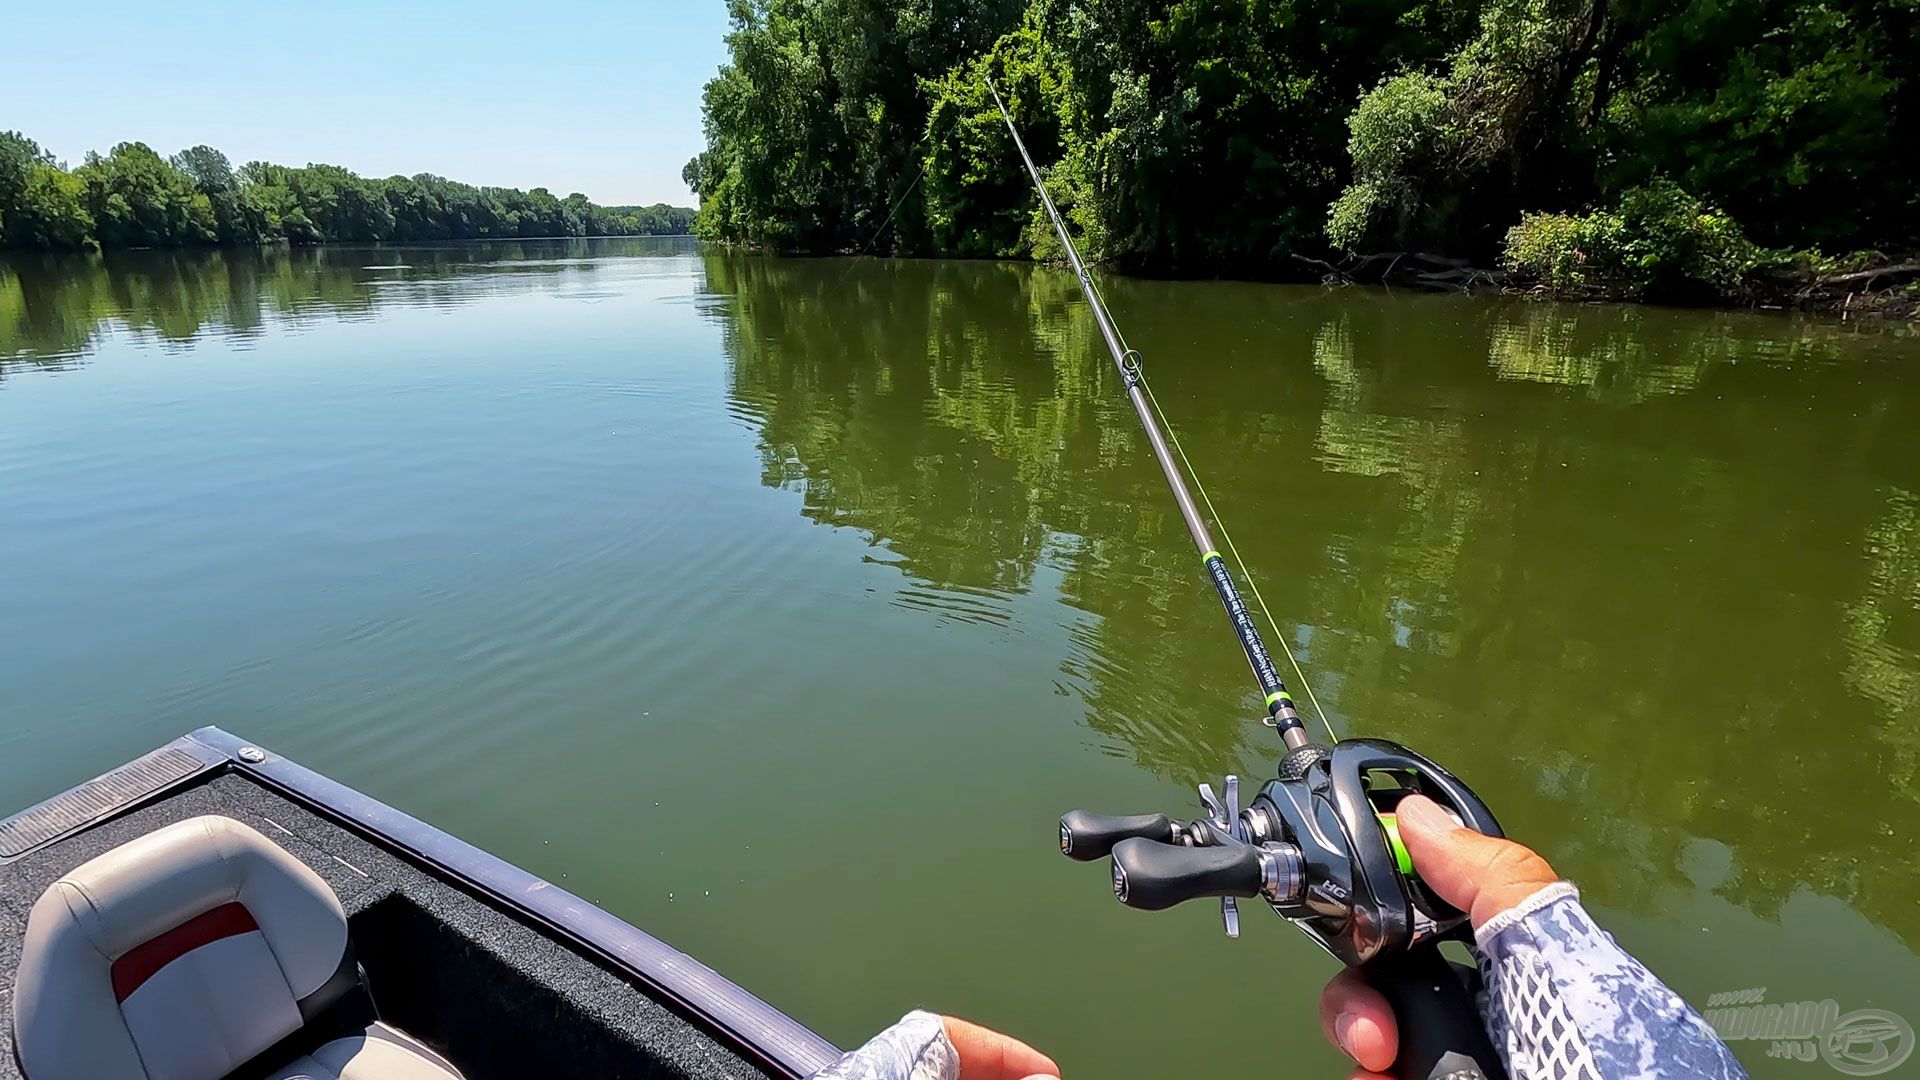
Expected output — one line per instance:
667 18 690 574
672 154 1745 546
1334 1012 1360 1058
1395 794 1456 835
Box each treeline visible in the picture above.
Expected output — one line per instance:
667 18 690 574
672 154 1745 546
685 0 1918 306
0 132 694 251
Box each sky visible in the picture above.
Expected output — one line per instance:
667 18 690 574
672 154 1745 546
5 1 731 206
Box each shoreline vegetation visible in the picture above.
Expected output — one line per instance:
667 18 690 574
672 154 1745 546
682 0 1918 320
0 133 694 252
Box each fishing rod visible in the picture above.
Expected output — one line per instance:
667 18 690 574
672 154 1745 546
986 84 1312 750
987 82 1508 1080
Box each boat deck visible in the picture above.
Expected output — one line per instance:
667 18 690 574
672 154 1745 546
0 767 778 1080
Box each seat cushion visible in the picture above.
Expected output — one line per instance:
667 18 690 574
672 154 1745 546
265 1023 465 1080
13 816 351 1080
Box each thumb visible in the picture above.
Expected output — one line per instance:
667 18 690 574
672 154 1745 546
1394 794 1559 929
940 1015 1060 1080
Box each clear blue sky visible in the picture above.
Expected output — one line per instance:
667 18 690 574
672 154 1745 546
6 1 731 206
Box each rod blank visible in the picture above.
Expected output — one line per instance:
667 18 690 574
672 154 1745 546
986 81 1306 747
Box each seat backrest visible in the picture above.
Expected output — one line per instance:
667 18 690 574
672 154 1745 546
11 815 350 1080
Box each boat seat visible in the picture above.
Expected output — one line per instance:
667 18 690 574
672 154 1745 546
11 815 464 1080
263 1021 464 1080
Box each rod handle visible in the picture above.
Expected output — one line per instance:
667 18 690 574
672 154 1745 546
1058 811 1176 862
1365 944 1508 1080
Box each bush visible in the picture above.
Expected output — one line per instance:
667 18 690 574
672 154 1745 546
1503 180 1774 302
1503 210 1603 291
1326 73 1449 250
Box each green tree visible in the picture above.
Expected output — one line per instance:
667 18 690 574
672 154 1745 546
170 145 270 245
689 0 1025 252
921 18 1088 258
2 131 95 249
2 131 56 241
1325 0 1919 256
7 165 95 249
3 130 691 252
76 142 212 248
683 0 1916 279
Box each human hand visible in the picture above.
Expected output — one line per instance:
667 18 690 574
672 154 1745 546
941 1015 1061 1080
1317 794 1558 1077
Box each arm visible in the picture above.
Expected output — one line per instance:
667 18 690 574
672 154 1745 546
1321 796 1748 1080
810 1011 1058 1080
1476 882 1744 1079
810 1011 957 1080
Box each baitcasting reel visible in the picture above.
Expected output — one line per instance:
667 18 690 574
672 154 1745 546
1061 737 1501 966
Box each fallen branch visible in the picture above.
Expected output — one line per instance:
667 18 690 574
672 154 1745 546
1289 252 1345 278
1815 262 1920 289
1301 250 1503 288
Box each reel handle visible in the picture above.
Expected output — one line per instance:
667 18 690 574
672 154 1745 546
1366 943 1507 1080
1109 837 1263 911
1058 810 1176 862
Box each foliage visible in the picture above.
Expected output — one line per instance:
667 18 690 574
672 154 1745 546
1327 0 1919 259
1601 0 1910 250
920 17 1095 259
9 165 94 250
1503 180 1775 301
1326 72 1451 250
690 0 1470 266
0 133 695 252
687 0 1026 253
1 132 56 245
690 0 1917 283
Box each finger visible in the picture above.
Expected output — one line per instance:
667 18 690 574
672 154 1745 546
941 1015 1061 1080
1396 794 1559 928
1318 967 1398 1074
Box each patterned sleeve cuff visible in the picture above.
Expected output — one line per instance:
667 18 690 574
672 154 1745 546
810 1010 959 1080
1474 885 1748 1079
1474 880 1581 950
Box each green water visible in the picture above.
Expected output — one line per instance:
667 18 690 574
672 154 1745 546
3 239 1917 1077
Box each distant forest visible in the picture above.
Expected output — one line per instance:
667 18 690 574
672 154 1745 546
0 132 695 251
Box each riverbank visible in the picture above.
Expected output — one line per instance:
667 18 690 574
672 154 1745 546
685 0 1915 335
1293 249 1920 322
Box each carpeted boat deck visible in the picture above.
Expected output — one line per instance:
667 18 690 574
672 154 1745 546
0 772 773 1080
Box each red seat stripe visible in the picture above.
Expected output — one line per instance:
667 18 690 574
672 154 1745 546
110 902 260 1002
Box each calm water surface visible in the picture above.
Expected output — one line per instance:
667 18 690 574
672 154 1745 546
3 239 1917 1077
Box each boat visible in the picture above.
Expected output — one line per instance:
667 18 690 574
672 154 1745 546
0 727 842 1080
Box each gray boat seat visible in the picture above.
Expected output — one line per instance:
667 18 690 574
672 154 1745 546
263 1022 465 1080
11 815 463 1080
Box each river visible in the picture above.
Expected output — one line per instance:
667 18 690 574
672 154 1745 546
3 238 1916 1077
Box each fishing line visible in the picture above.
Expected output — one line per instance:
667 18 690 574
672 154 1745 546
826 132 936 300
857 156 929 255
988 77 1315 747
1084 274 1339 744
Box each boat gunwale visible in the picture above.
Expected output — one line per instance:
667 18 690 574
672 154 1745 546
2 726 841 1079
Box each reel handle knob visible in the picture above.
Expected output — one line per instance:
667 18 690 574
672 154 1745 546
1109 837 1263 911
1059 811 1176 861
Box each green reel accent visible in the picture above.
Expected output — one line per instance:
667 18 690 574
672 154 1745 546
1376 813 1415 877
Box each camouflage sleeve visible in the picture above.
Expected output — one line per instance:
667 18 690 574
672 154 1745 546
1476 882 1748 1079
808 1010 959 1080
